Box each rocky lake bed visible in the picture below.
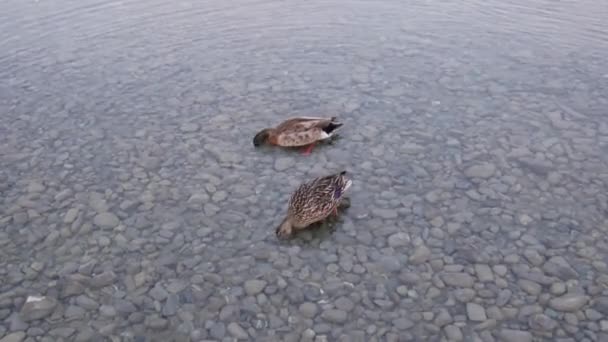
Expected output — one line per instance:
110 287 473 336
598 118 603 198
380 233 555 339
1 0 608 341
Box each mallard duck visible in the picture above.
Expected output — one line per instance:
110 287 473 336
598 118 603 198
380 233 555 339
276 170 352 239
253 116 343 155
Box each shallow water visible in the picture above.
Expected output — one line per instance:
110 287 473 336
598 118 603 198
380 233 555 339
1 0 608 341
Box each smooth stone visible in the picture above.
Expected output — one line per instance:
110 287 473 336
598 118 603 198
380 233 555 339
442 272 475 288
549 294 589 312
497 329 533 342
299 302 318 318
93 212 119 229
227 322 248 339
274 157 294 171
388 232 410 248
64 208 79 223
464 163 496 179
466 303 487 321
321 309 347 323
529 313 557 331
19 296 57 321
180 123 200 132
409 245 431 265
393 318 414 330
0 332 26 342
475 264 494 282
444 325 463 341
518 279 542 296
244 280 267 296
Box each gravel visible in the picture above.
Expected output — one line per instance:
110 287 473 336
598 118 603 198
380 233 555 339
1 4 605 340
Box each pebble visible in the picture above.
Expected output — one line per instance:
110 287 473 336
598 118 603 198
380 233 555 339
227 322 249 339
19 296 57 321
409 245 431 264
496 329 533 342
244 279 267 296
475 264 494 282
518 279 542 296
529 313 557 331
466 303 487 321
321 309 348 323
0 332 26 342
444 325 463 341
64 208 79 223
464 163 496 179
549 294 589 312
299 302 318 318
388 232 410 247
93 212 119 229
180 123 200 132
442 272 475 288
274 157 294 171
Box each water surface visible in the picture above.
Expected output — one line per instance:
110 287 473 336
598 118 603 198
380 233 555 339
1 0 608 341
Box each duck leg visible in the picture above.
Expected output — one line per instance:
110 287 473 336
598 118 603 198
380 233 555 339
301 143 316 155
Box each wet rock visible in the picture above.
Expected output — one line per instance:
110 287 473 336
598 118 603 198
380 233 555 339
0 332 26 342
518 279 542 296
274 157 294 171
227 322 249 339
466 303 487 321
162 294 179 316
442 272 474 288
91 271 116 288
543 256 578 280
60 277 86 298
299 302 318 318
9 313 28 331
393 317 414 330
180 123 200 132
475 264 493 282
19 296 57 321
593 297 608 315
372 208 398 219
528 313 557 331
149 283 169 301
409 245 431 264
210 322 226 339
64 208 79 223
464 163 496 179
145 315 168 329
244 279 267 296
93 212 119 229
388 232 410 248
444 325 463 341
75 295 99 310
497 329 533 342
64 305 86 320
321 309 347 323
549 294 589 312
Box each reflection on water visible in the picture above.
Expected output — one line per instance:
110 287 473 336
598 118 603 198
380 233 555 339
1 0 608 340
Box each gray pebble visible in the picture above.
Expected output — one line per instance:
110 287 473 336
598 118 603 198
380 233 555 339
442 272 474 288
549 294 589 312
0 332 26 342
321 309 348 323
496 329 533 342
244 279 267 296
93 212 119 229
466 303 487 321
227 322 248 339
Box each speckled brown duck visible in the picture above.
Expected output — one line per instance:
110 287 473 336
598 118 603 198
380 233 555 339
253 116 343 155
276 170 352 239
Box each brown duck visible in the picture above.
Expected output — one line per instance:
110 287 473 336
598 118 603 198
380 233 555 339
276 170 352 239
253 116 343 155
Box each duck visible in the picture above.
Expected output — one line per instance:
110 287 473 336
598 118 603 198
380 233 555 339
253 116 343 155
276 170 352 239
